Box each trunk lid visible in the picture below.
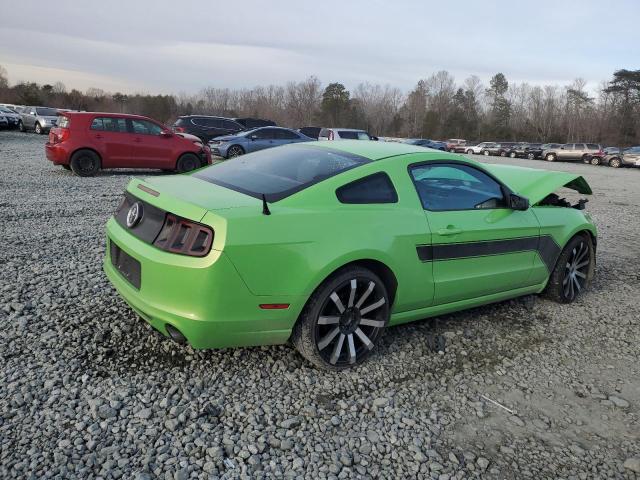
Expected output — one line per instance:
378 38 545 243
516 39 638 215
482 164 592 205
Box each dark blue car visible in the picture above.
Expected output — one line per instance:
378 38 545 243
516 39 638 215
209 126 315 158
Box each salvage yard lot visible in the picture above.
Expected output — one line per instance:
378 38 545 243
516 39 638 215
1 130 639 479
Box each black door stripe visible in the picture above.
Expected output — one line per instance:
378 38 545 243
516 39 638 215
416 235 561 272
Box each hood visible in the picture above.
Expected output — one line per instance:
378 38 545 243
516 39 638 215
176 132 202 143
212 134 241 143
482 163 592 204
134 173 259 214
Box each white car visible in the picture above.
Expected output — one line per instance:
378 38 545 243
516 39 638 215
464 142 497 155
318 128 375 141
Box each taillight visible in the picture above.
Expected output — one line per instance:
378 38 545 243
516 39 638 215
153 214 213 257
49 128 70 144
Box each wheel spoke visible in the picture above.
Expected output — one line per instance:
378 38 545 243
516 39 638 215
360 318 385 328
318 316 340 325
330 334 345 365
569 274 575 299
574 244 588 264
318 327 340 351
355 282 374 309
563 275 570 286
347 334 356 364
360 298 385 316
354 328 374 350
575 270 586 279
347 279 357 308
330 292 345 314
573 275 582 293
575 260 590 269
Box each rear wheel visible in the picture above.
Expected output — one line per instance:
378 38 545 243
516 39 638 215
227 145 244 158
609 157 621 168
291 266 389 370
70 150 101 177
545 153 556 162
544 234 594 304
176 153 200 173
19 121 26 133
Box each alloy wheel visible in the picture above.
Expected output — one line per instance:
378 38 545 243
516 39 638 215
527 153 535 160
314 277 387 367
563 240 590 301
609 158 621 168
228 146 243 158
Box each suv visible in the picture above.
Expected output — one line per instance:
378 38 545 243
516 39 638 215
446 138 466 152
542 143 603 163
465 142 495 155
19 106 60 134
318 128 374 141
171 116 245 143
45 112 212 176
604 146 640 168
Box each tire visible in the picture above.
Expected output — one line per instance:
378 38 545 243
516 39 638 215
543 234 594 304
227 145 245 158
70 150 101 177
582 155 591 164
466 149 474 155
527 153 535 160
291 266 390 370
499 150 507 157
176 153 200 173
35 122 43 134
62 165 71 171
609 157 622 168
509 152 517 158
545 153 556 162
590 156 601 166
18 121 26 133
482 150 490 156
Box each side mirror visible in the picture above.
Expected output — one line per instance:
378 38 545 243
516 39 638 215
160 130 172 138
509 194 529 211
30 111 36 115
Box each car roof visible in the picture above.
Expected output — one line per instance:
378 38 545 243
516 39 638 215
301 139 448 161
326 128 368 132
60 111 158 121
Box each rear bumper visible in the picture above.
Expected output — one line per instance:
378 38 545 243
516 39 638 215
104 217 303 349
45 142 69 164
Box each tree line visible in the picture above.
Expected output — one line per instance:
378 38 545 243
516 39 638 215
1 64 639 146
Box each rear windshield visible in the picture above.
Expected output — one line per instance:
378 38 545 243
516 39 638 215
339 130 370 140
36 107 58 116
193 144 370 202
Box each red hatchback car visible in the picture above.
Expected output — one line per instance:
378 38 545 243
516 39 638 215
45 112 212 176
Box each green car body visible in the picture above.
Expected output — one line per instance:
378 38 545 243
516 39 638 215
104 141 596 367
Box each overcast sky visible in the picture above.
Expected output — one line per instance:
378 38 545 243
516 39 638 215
0 0 637 95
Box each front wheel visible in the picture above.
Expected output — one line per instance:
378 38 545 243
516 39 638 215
19 121 26 133
509 152 517 158
227 145 244 158
176 153 200 173
544 234 594 303
545 153 556 162
466 149 474 155
483 150 490 156
527 153 535 160
590 156 601 166
35 123 43 134
291 266 389 370
609 157 622 168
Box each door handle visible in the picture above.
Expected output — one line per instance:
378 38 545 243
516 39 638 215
437 227 463 236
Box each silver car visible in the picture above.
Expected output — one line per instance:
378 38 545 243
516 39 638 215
19 106 59 134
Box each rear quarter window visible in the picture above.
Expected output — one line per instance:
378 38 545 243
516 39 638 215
336 173 398 204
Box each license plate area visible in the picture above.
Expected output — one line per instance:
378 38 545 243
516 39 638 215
110 240 141 289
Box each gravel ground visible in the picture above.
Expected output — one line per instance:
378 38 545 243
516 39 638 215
1 130 639 479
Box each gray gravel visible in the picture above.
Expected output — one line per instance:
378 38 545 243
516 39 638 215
1 130 639 479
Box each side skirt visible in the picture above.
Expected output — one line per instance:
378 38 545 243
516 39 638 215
388 281 547 327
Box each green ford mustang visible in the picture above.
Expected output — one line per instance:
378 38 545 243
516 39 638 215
104 141 596 369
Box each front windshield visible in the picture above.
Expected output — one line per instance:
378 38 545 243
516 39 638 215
193 144 370 202
0 107 15 114
36 107 58 116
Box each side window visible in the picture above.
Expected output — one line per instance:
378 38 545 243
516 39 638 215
586 143 599 150
336 173 398 204
91 117 126 132
90 118 104 131
276 129 299 140
131 119 163 135
222 120 240 130
254 128 277 140
338 131 358 140
409 163 506 211
318 128 330 139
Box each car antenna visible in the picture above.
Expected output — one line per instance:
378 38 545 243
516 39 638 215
262 194 271 215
